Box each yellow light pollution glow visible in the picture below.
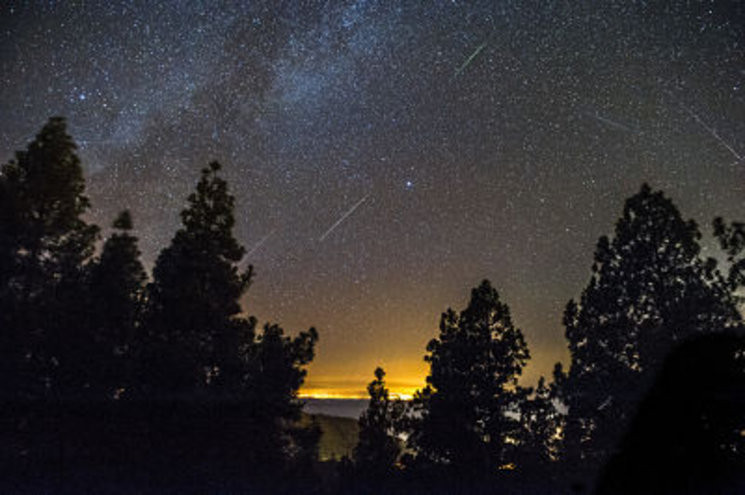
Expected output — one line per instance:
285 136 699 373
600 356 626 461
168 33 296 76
300 373 427 400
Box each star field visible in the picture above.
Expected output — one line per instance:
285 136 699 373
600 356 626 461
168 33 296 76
1 1 743 397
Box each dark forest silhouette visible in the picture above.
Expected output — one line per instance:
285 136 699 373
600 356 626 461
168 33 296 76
1 118 744 493
0 119 319 493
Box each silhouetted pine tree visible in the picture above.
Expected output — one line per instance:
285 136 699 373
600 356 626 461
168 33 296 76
141 161 252 396
87 210 146 399
237 322 321 487
0 117 99 399
409 280 530 482
0 124 324 490
555 184 740 481
354 367 404 480
135 162 320 490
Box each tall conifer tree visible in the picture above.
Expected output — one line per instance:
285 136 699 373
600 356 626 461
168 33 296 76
142 161 252 395
88 210 146 398
557 185 740 475
410 280 530 478
355 367 404 477
0 117 98 398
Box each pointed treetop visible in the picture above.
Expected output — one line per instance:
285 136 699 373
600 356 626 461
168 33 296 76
33 116 76 150
112 210 133 231
202 161 221 175
374 366 385 382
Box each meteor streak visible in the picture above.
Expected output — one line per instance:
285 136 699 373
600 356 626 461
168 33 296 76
246 229 275 257
589 112 635 133
455 41 487 76
319 193 370 242
682 105 742 161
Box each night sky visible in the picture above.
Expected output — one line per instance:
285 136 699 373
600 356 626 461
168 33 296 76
1 1 743 397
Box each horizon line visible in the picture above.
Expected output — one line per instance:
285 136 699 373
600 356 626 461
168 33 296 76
299 392 414 401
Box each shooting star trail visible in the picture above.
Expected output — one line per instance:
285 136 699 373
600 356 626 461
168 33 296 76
588 111 636 133
319 193 370 242
78 138 135 148
245 229 275 257
455 41 487 76
681 105 742 161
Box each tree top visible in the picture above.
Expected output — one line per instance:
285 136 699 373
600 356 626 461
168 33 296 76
113 210 133 230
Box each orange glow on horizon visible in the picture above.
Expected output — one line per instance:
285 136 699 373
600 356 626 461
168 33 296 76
300 361 429 401
300 377 424 401
297 345 561 402
299 389 417 400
